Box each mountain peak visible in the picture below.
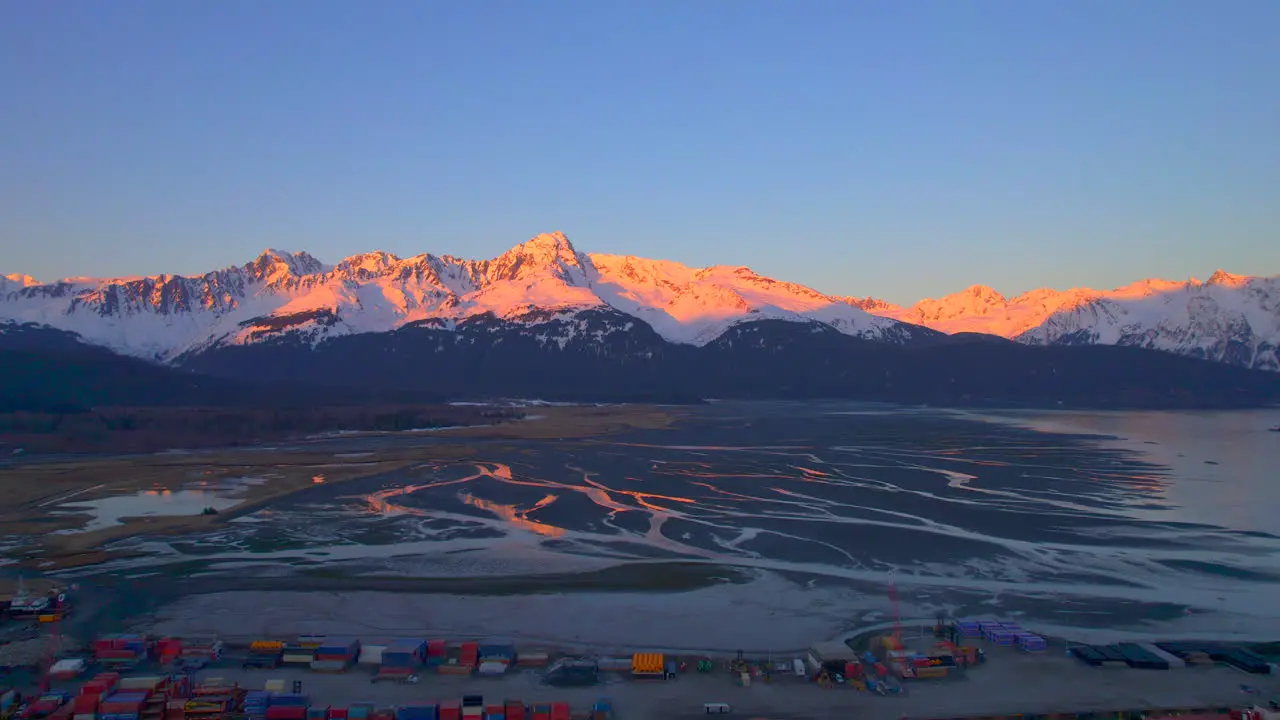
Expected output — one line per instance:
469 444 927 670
249 249 326 277
2 273 39 288
513 231 576 256
1207 269 1250 288
962 284 1006 302
485 232 589 284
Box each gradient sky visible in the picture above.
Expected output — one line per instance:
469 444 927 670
3 1 1278 306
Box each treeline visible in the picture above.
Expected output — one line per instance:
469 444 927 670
0 405 522 454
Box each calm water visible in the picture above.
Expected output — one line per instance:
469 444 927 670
77 402 1280 641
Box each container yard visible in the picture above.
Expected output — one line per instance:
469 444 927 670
1 619 1277 720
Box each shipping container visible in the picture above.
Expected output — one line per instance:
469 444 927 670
459 643 479 668
395 706 437 720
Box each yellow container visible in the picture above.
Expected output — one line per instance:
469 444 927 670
631 652 664 674
250 640 285 652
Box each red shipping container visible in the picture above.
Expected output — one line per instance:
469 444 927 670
529 703 550 720
328 710 348 720
845 661 863 678
484 707 503 716
438 701 461 720
72 696 100 714
426 640 446 657
266 707 308 720
504 702 525 720
459 642 478 667
548 703 569 720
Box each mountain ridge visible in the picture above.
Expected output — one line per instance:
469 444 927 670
0 232 924 360
2 232 1277 371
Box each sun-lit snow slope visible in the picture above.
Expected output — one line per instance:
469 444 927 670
1016 271 1280 371
0 232 917 360
856 271 1280 371
0 274 40 293
586 253 908 344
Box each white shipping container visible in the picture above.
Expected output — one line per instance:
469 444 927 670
358 645 385 665
477 661 507 676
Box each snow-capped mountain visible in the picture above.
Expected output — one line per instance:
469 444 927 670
0 232 923 360
0 274 39 293
861 271 1280 371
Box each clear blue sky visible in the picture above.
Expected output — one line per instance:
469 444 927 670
3 1 1277 305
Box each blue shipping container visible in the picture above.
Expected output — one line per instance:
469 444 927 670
395 705 438 720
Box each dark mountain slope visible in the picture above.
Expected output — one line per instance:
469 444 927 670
177 316 1280 409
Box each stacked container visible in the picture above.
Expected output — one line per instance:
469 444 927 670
99 692 148 720
461 696 482 720
436 702 459 720
243 692 272 720
425 641 446 668
548 704 569 720
347 704 375 720
1015 633 1047 652
437 645 473 677
590 699 611 720
94 635 150 669
72 692 100 720
327 709 348 720
265 695 309 720
179 636 223 668
245 642 285 669
483 704 504 720
357 646 384 667
956 621 982 639
377 639 425 682
305 707 330 720
282 646 316 667
154 639 183 666
477 640 515 675
503 702 525 720
312 638 360 672
184 681 242 720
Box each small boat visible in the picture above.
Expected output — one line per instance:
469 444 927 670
1270 425 1280 432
